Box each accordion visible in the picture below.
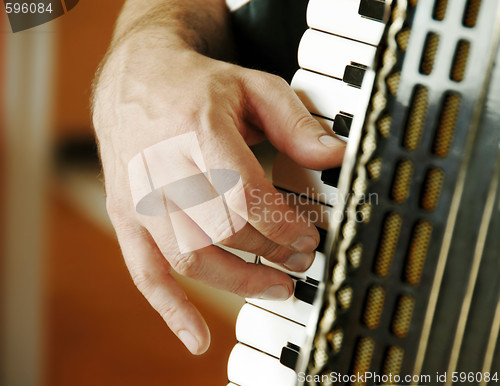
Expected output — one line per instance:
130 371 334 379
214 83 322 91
227 0 500 385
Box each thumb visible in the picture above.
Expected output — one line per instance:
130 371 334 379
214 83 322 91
242 70 346 170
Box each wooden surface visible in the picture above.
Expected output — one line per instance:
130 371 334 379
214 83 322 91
54 0 123 136
46 190 236 386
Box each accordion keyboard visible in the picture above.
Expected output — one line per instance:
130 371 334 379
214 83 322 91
227 1 388 385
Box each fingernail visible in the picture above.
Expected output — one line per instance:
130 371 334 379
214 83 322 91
178 330 199 354
291 235 317 252
259 284 291 300
284 252 314 272
319 135 343 147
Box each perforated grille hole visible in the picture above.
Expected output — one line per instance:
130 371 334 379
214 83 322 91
377 114 392 138
333 261 346 284
391 160 414 203
463 0 482 27
392 295 415 338
390 5 401 26
357 203 372 223
320 370 334 386
420 168 444 211
420 33 440 75
382 346 405 383
396 29 411 52
403 86 428 150
312 346 329 372
367 157 382 180
337 285 353 310
433 92 461 157
433 0 448 21
327 328 344 354
405 220 433 285
351 337 375 385
363 286 386 330
348 244 363 269
343 219 357 239
451 40 470 82
375 213 403 277
387 72 401 96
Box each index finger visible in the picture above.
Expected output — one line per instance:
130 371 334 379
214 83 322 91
196 123 320 252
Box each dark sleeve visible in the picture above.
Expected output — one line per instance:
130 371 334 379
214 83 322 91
229 0 308 83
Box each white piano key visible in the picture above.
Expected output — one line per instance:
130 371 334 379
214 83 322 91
236 304 307 359
273 152 339 207
247 292 314 326
261 251 326 282
227 343 297 386
307 0 386 46
298 29 378 80
314 115 334 132
291 69 372 120
217 244 258 263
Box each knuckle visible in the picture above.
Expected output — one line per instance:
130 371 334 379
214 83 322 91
172 252 202 278
210 215 237 242
106 200 137 235
260 243 288 263
290 113 317 133
156 299 182 325
130 267 155 296
264 72 288 88
231 275 252 297
263 216 291 242
204 70 240 98
241 69 287 91
105 193 132 221
242 178 267 207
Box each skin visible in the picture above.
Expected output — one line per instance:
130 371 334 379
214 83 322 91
92 0 345 355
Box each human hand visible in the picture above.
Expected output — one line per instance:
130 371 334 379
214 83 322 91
92 35 345 355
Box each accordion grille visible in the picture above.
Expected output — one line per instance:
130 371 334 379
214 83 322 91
432 0 448 20
463 0 482 27
382 346 405 383
403 86 428 150
310 0 500 383
404 220 432 286
351 338 375 386
374 213 402 277
432 93 462 158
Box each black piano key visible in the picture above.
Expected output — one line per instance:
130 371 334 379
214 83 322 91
280 344 300 370
317 227 327 253
358 0 386 22
294 280 318 305
306 277 320 286
343 64 367 88
321 167 341 187
332 113 353 137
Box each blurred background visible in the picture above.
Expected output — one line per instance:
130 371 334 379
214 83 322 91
1 2 244 385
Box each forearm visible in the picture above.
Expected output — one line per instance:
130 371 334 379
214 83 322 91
112 0 233 59
92 0 234 117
